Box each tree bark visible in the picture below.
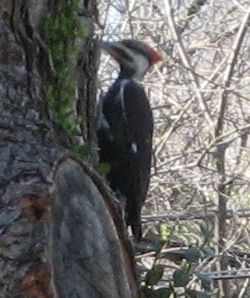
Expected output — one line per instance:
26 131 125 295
0 1 139 297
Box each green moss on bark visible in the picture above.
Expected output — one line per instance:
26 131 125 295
44 0 85 137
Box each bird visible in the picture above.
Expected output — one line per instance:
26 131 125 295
97 39 162 241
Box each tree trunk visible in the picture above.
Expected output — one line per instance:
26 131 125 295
0 1 139 297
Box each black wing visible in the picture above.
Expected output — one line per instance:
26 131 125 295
97 79 153 239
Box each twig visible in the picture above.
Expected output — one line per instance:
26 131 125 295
164 0 213 127
213 8 250 296
142 209 250 223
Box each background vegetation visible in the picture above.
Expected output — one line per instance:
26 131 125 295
97 1 250 297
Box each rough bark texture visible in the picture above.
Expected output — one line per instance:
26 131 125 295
0 1 139 297
53 156 139 298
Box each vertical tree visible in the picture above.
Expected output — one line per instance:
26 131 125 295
0 1 139 297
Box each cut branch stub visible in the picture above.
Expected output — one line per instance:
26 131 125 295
52 156 140 298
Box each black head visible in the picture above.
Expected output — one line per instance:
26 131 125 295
101 39 163 80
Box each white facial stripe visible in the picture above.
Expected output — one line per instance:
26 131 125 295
117 79 129 121
133 52 150 79
116 45 150 80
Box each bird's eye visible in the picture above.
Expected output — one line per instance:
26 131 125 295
115 48 133 62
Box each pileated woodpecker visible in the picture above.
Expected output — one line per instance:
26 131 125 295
97 39 162 240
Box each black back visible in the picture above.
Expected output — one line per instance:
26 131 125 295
97 78 153 240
